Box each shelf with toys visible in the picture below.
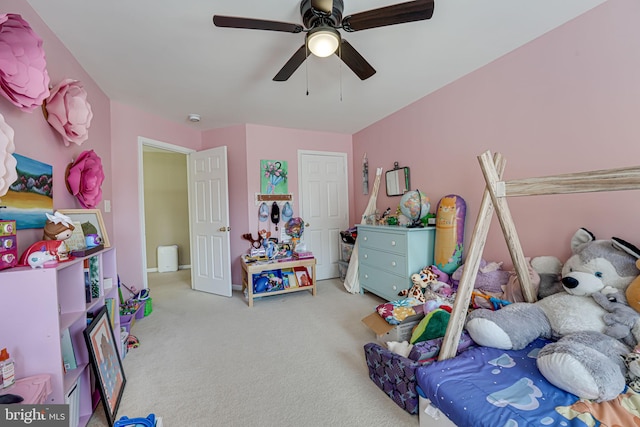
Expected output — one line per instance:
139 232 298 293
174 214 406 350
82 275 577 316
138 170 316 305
241 256 316 307
240 215 316 306
0 211 119 427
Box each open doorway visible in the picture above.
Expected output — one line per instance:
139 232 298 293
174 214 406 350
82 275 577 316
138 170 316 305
138 137 194 289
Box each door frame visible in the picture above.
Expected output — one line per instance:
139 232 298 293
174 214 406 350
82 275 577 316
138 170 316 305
297 149 349 279
138 136 195 289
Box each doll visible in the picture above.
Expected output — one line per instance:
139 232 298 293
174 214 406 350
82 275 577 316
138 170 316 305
42 211 75 261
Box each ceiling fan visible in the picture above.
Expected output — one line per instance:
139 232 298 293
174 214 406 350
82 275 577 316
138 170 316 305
213 0 435 81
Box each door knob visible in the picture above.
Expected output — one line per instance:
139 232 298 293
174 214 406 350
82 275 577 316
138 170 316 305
219 227 230 232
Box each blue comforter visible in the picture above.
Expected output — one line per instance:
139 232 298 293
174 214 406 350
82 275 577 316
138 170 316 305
416 339 640 426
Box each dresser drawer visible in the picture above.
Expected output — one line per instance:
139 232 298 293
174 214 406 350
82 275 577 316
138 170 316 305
357 225 435 302
359 264 411 302
359 228 407 254
359 247 407 275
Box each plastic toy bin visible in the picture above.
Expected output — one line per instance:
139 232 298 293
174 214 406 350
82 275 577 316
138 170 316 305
157 245 178 272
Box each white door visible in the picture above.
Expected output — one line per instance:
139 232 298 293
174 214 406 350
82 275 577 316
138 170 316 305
189 146 232 296
299 151 349 280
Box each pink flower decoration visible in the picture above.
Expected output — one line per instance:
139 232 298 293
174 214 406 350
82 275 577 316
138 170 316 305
65 150 105 209
0 113 17 198
0 14 50 112
44 79 93 146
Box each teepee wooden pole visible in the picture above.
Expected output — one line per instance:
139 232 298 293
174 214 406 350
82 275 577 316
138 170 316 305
439 152 505 360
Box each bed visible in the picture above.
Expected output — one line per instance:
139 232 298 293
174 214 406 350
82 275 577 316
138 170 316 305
415 150 640 426
416 339 640 426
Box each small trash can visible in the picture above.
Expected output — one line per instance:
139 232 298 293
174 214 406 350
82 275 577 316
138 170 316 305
157 245 178 273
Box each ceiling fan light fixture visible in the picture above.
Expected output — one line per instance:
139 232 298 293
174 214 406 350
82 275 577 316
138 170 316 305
306 27 340 57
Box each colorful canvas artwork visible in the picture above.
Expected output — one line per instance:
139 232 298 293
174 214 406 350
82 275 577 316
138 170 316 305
260 160 288 195
1 154 53 229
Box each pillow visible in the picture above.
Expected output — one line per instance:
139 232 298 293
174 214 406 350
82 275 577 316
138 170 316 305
409 308 450 344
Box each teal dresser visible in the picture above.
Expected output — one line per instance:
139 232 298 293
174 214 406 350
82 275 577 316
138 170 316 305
357 224 436 301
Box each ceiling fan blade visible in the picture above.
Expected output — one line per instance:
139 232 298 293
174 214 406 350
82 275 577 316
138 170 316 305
337 40 376 80
311 0 334 14
342 0 434 32
273 45 311 81
213 15 303 33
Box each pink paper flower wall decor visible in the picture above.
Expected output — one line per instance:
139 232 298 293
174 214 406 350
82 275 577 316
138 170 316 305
0 113 18 199
0 13 50 112
44 79 93 146
65 149 105 209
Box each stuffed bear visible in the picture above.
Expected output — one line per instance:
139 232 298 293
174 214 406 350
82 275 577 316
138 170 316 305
465 228 640 401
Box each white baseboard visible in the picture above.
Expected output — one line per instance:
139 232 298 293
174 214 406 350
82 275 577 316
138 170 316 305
146 266 241 291
147 265 191 273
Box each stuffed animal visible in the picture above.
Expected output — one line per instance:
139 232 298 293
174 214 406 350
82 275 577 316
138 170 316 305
386 340 413 358
451 259 510 294
592 289 640 348
465 228 640 401
42 211 75 261
398 266 438 302
622 348 640 392
626 259 640 313
615 237 640 313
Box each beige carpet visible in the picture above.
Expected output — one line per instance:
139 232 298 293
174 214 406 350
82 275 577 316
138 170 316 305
87 270 418 427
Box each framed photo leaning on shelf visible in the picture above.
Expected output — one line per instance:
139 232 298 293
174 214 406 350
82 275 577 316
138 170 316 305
84 306 126 426
59 208 110 247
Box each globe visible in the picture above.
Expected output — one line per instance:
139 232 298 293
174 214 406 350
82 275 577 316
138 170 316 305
399 190 430 225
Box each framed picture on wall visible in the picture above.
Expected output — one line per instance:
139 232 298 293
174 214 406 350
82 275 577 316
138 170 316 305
58 209 110 247
260 160 288 195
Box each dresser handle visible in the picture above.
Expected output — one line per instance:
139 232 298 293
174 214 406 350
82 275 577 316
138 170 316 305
391 240 396 246
392 285 397 291
364 254 368 259
364 236 368 241
364 274 369 279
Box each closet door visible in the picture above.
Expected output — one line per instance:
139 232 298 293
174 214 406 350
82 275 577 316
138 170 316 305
299 151 349 280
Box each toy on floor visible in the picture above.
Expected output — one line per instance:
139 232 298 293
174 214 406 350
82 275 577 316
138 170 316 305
127 335 140 350
114 414 162 427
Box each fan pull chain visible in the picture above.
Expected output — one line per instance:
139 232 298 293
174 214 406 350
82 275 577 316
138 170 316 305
305 44 310 96
339 42 343 102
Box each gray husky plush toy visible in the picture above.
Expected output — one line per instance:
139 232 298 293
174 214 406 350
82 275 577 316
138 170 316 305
465 228 640 402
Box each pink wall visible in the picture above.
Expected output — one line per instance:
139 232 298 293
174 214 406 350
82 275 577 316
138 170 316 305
353 0 640 266
110 101 201 288
1 0 112 256
111 111 353 289
244 124 354 233
203 124 353 286
9 0 638 289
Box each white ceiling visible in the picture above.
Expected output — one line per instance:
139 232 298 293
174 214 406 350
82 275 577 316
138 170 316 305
26 0 606 135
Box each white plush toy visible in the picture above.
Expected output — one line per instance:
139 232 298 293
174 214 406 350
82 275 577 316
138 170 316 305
386 341 413 358
466 228 640 401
